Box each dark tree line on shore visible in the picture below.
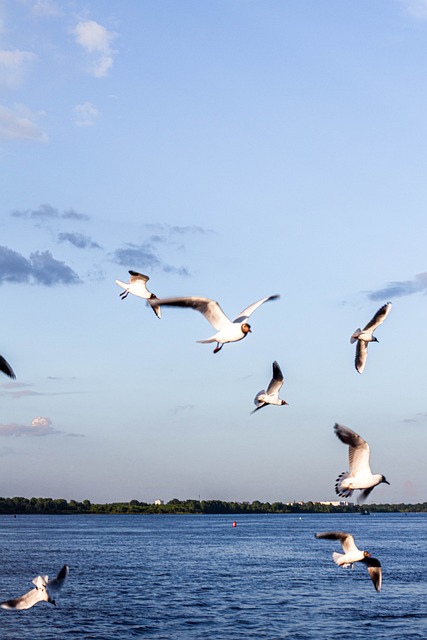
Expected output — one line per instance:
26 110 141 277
0 496 425 515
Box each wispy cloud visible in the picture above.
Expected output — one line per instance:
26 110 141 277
401 412 427 424
31 0 62 17
0 50 36 88
401 0 427 19
73 101 99 127
0 245 81 286
111 242 190 276
11 204 89 221
169 404 194 416
58 232 101 249
367 272 427 301
0 103 47 141
0 416 60 437
73 20 117 78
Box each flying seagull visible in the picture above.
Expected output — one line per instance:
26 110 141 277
0 354 15 379
1 565 69 610
251 361 288 413
334 423 389 503
150 294 279 353
351 302 392 373
315 531 382 592
115 271 161 319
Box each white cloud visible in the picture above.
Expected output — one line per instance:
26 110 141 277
0 49 37 87
0 104 48 141
73 101 99 127
73 20 117 78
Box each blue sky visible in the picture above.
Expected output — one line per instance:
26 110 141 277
0 0 426 504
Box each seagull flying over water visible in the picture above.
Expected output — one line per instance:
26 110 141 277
334 423 389 503
315 531 382 592
150 294 279 353
0 354 15 379
351 302 392 373
251 361 288 413
115 271 161 319
1 565 69 610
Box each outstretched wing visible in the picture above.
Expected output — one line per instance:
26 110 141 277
363 302 392 332
315 531 359 554
361 556 382 592
266 361 284 395
355 340 368 374
334 423 371 476
233 295 280 323
0 588 44 610
150 297 230 330
0 355 15 379
129 270 149 283
47 565 69 595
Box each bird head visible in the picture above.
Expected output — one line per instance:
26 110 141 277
381 475 390 485
363 551 371 558
241 323 251 335
372 337 379 343
281 400 289 406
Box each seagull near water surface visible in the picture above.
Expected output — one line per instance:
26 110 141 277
315 532 382 592
351 302 392 374
150 294 279 353
334 423 389 503
115 271 161 319
1 565 69 610
0 354 15 379
251 361 288 413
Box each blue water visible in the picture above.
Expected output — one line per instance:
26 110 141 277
0 513 425 639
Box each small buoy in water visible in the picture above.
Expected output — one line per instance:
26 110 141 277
232 521 237 528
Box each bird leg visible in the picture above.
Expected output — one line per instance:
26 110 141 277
213 343 223 354
120 290 129 299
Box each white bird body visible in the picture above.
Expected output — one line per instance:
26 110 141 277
315 531 382 592
150 294 279 353
115 271 161 318
334 423 389 503
252 361 288 413
351 302 392 373
1 565 69 610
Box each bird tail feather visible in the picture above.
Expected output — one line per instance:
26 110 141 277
335 472 353 498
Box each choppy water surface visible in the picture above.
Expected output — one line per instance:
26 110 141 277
0 513 425 639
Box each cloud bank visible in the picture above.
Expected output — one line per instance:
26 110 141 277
0 416 59 437
11 204 89 221
58 232 101 249
367 272 427 300
111 242 189 276
0 246 81 285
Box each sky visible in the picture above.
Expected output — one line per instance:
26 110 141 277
0 0 426 505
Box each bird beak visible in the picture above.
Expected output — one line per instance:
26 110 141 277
384 479 390 485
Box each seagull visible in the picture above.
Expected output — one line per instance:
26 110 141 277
1 565 69 610
315 531 382 592
0 354 15 379
334 423 389 503
115 271 161 319
150 294 279 353
351 302 392 373
251 361 288 413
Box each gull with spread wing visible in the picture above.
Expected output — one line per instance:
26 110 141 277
1 565 69 610
315 531 382 592
251 361 288 413
351 302 392 373
151 294 279 353
334 423 389 503
115 271 161 318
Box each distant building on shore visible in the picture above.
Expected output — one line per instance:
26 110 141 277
154 499 164 506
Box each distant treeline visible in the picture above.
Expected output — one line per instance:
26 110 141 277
0 497 425 515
